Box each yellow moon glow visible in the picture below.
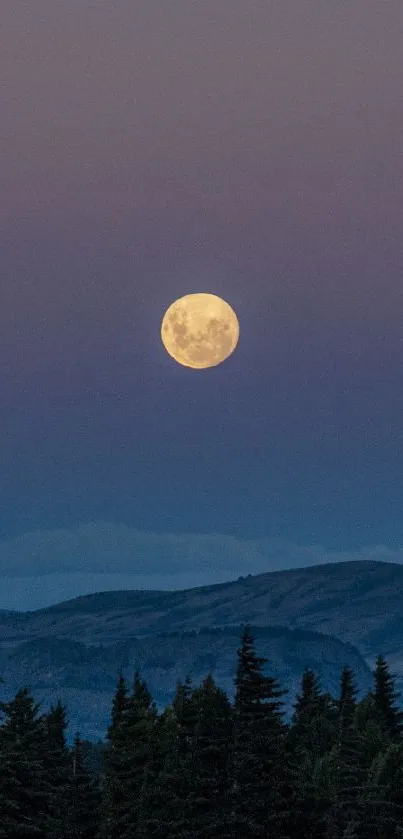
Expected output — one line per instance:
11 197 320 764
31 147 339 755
161 293 240 369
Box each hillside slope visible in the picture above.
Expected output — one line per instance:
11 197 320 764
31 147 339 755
8 559 402 660
0 623 372 742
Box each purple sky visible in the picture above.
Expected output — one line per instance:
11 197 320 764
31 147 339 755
0 1 403 607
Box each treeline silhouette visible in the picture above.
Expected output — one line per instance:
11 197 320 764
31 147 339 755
1 624 403 837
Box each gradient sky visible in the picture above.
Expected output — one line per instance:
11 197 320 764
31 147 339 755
1 0 403 608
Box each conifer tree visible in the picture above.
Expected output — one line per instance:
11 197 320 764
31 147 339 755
42 700 72 838
136 705 179 839
327 662 403 839
290 668 338 758
288 668 323 751
338 665 358 732
98 671 158 839
324 668 368 839
153 675 199 839
373 654 403 742
346 765 400 839
230 624 289 838
0 724 21 838
354 691 389 769
119 671 158 839
354 691 375 731
0 687 49 837
186 672 233 838
67 732 102 839
353 741 403 838
286 669 337 839
97 673 131 839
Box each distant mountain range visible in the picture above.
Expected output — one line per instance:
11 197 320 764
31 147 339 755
0 559 402 742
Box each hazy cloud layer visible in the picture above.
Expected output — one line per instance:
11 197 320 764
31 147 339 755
0 521 402 611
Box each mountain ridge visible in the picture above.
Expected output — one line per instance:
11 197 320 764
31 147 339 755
8 558 402 658
21 558 398 615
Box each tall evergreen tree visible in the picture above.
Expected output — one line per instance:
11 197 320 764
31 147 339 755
112 673 130 727
152 675 198 839
352 741 403 838
373 655 403 742
345 760 401 839
354 691 389 769
98 671 158 839
324 669 369 839
230 624 289 838
41 700 72 838
338 665 358 732
328 662 403 839
186 672 233 838
291 668 323 722
119 671 158 839
288 668 322 752
67 732 101 839
0 688 49 837
136 705 179 839
97 673 131 839
0 722 22 838
287 669 338 839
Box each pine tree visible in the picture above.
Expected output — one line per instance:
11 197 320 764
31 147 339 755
290 668 338 758
97 671 158 839
119 671 158 839
0 687 49 837
186 672 233 838
41 700 73 838
79 739 105 779
324 668 368 839
288 668 322 754
136 705 179 839
373 654 403 742
152 675 198 839
230 624 289 838
338 664 358 731
335 673 403 839
67 732 102 839
286 669 337 839
97 673 131 839
357 741 403 838
346 761 400 839
354 691 389 769
0 724 22 838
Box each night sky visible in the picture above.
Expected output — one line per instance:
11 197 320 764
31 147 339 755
1 0 403 609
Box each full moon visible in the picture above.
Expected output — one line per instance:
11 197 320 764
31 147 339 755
161 293 240 369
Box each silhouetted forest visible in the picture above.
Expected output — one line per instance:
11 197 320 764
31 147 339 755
1 624 403 837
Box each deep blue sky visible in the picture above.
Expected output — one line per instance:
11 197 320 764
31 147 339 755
0 0 403 607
